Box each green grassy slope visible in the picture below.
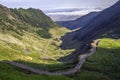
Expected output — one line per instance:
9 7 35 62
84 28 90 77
71 38 120 80
0 4 73 80
11 8 58 38
0 4 120 80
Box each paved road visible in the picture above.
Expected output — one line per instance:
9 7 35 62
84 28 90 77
3 39 99 75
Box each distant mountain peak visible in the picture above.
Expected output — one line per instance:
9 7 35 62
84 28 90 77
57 12 99 29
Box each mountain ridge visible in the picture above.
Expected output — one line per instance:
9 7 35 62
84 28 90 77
57 12 99 29
0 4 60 38
59 0 120 62
0 2 120 80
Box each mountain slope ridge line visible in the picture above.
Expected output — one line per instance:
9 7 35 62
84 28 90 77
2 39 100 75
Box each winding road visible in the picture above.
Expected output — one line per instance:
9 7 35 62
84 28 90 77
3 39 99 75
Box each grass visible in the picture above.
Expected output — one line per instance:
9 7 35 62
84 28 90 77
0 26 75 80
0 31 120 80
0 5 74 80
0 5 120 80
0 62 73 80
72 70 110 80
0 27 73 63
72 38 120 80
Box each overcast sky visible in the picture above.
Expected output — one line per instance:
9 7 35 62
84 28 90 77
0 0 119 11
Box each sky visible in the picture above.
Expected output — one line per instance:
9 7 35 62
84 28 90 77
0 0 119 11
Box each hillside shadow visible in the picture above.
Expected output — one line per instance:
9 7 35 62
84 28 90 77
59 29 120 62
58 43 91 63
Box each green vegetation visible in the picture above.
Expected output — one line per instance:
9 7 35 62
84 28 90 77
11 8 58 38
0 4 73 80
71 38 120 80
72 71 110 80
0 4 120 80
0 62 73 80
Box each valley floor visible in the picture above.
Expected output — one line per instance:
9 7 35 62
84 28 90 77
2 39 99 75
0 38 120 80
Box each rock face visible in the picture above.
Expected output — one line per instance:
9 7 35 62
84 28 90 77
59 1 120 62
57 12 98 30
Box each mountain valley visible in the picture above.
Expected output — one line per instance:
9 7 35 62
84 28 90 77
0 1 120 80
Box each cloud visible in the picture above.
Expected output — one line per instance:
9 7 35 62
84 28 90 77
47 8 101 16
